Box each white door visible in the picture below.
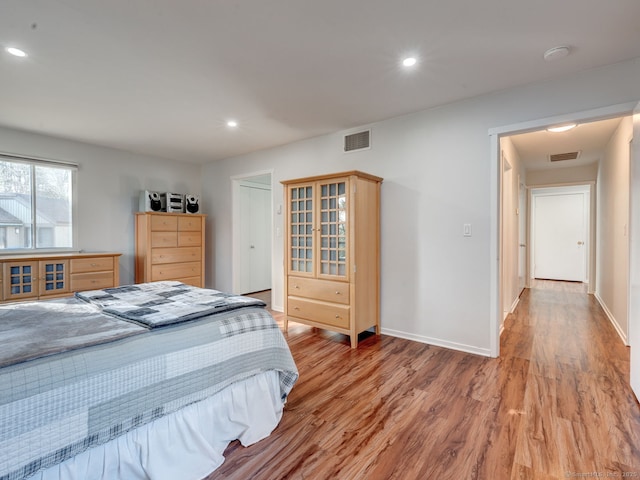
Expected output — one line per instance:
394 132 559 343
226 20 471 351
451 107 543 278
629 101 640 401
238 183 272 294
533 189 588 282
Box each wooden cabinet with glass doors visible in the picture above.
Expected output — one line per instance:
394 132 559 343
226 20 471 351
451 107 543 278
282 171 382 348
0 252 121 303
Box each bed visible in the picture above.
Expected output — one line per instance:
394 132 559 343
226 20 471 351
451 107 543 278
0 281 298 480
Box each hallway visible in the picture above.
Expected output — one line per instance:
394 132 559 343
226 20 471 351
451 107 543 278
504 280 640 476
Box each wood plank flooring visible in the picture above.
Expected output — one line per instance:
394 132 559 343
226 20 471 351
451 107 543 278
204 282 640 479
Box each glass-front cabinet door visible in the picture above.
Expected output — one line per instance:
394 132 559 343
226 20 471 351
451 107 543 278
318 179 348 279
39 260 69 297
3 261 39 301
288 183 315 275
286 177 350 281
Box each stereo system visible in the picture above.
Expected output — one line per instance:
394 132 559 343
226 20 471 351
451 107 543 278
139 191 200 214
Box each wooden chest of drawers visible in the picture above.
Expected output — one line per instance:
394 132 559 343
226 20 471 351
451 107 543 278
0 252 121 303
135 212 206 287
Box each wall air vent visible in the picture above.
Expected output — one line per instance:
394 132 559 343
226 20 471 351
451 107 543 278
549 151 581 162
344 130 371 153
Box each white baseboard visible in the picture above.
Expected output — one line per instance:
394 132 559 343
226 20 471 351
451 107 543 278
594 292 628 345
271 304 284 313
509 295 520 314
499 295 520 337
380 327 492 357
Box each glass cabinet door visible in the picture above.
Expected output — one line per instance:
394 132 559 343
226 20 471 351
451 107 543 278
288 183 314 274
39 260 69 296
3 261 39 300
318 180 348 279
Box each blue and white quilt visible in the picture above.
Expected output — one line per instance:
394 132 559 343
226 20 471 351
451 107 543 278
0 285 297 480
76 281 266 328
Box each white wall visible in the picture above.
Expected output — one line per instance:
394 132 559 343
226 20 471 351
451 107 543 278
596 116 632 342
0 126 202 284
202 58 640 356
527 163 599 186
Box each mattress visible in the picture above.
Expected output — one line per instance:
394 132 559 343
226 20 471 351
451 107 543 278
0 292 298 480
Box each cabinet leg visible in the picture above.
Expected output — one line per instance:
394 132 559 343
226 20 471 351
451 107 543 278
350 335 358 349
283 316 289 333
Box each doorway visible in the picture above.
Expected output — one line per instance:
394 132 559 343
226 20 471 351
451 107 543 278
490 101 638 358
231 171 273 298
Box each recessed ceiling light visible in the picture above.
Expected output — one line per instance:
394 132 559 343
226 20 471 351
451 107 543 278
543 46 570 62
226 120 238 128
402 57 417 67
5 47 27 57
547 123 577 133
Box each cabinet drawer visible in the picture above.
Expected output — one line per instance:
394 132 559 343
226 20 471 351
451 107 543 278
178 231 202 247
151 215 178 231
287 297 350 329
151 232 178 248
71 272 114 291
151 262 201 281
151 247 201 264
288 276 349 304
178 216 202 232
177 276 202 288
70 257 114 274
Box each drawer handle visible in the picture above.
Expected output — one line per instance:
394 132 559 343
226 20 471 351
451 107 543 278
293 306 300 311
335 314 341 319
90 263 98 267
293 285 300 289
335 291 341 295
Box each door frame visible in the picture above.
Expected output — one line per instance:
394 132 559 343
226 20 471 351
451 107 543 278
629 102 640 400
237 180 272 294
231 169 274 299
489 101 638 358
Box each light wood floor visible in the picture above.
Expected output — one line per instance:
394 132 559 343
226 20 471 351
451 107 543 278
205 282 640 479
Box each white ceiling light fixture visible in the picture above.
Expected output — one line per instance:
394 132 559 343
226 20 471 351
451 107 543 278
543 46 570 62
5 46 27 57
402 57 417 67
547 123 577 133
226 120 238 128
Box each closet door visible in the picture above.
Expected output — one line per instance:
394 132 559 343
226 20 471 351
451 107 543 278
238 184 271 294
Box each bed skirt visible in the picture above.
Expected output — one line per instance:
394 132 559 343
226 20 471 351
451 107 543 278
31 371 283 480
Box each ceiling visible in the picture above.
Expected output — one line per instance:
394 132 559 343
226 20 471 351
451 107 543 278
1 0 639 164
509 117 624 171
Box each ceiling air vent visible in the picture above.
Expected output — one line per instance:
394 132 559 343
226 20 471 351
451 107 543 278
549 151 581 162
344 130 370 153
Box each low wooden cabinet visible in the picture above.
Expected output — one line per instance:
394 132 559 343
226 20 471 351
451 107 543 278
0 252 121 303
282 171 382 348
135 212 206 287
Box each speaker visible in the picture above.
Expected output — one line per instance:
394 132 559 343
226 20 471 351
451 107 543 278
139 190 165 212
185 195 200 214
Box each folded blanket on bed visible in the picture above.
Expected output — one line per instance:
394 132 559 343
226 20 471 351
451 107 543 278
76 281 266 328
0 298 146 368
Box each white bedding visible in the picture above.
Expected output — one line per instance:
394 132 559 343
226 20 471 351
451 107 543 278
32 371 283 480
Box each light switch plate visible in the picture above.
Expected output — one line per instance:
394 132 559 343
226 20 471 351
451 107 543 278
463 224 472 237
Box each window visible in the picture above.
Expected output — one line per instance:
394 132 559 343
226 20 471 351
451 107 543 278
0 154 76 251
